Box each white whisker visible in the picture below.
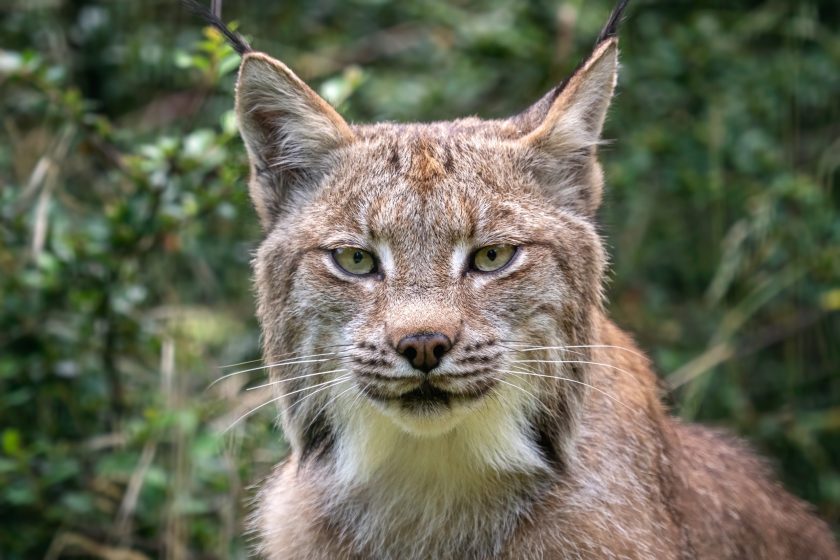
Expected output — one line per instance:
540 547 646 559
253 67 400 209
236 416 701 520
498 369 632 411
245 369 349 391
492 373 556 416
346 379 372 416
301 382 358 436
290 375 354 409
498 343 589 360
224 375 352 433
511 359 636 380
218 357 265 369
208 353 354 389
501 342 646 359
218 343 354 369
490 375 543 404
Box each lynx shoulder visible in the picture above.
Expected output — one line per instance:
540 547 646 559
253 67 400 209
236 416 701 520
191 1 839 558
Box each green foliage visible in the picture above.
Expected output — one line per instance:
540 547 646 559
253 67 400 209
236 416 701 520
0 0 838 557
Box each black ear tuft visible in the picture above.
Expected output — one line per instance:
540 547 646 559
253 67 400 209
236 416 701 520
182 0 252 55
596 0 631 44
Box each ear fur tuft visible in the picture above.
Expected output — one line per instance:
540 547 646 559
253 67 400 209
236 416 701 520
182 0 252 55
596 0 631 44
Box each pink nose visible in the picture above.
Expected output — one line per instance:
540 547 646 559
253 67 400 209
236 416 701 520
395 333 453 373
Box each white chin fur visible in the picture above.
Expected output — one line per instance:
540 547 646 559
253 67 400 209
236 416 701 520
377 398 480 437
332 377 548 487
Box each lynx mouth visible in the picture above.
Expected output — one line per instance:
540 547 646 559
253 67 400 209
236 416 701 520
361 378 497 412
398 382 452 409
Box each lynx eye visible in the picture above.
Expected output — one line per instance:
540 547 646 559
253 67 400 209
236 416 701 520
332 247 378 276
471 244 517 273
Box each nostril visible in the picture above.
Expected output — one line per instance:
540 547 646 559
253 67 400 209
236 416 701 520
396 332 453 373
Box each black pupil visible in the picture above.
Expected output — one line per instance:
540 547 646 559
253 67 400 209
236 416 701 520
486 248 497 261
353 251 364 264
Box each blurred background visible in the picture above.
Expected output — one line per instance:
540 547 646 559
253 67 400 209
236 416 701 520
1 0 838 557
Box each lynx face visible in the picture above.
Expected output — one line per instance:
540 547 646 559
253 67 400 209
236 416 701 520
241 38 618 467
256 125 606 438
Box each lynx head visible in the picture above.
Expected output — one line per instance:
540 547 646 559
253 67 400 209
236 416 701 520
232 1 627 480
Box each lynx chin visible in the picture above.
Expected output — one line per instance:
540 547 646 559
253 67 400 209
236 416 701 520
191 0 839 557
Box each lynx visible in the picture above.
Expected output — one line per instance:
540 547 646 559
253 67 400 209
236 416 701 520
192 0 839 557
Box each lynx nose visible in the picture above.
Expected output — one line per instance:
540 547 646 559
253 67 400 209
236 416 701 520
396 333 453 373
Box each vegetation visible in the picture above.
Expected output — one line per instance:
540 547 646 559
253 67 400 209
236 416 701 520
1 0 838 557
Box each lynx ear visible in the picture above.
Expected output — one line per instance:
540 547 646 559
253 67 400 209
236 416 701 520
516 0 629 217
517 38 618 217
235 53 355 228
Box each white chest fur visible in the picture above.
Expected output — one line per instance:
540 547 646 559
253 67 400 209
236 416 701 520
315 384 552 559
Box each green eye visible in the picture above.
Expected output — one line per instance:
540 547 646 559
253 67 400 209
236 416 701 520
332 247 378 275
472 244 517 272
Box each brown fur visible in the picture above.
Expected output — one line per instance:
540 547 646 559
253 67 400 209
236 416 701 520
217 4 840 559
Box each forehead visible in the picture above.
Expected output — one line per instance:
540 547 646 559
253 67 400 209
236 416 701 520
313 121 537 246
